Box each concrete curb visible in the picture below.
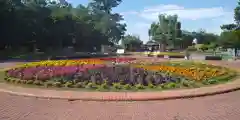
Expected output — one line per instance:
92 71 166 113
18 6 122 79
0 80 240 101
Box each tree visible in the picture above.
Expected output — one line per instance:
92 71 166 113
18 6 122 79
220 24 237 31
219 0 240 56
88 0 126 44
219 31 240 48
0 0 126 55
121 34 143 51
180 30 194 49
148 14 182 51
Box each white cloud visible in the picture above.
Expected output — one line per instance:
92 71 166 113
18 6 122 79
123 4 230 20
143 4 184 12
121 4 234 42
134 22 150 28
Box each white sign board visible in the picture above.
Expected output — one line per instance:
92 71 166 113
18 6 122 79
116 49 125 54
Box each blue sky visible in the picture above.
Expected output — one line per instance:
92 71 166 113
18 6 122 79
68 0 237 43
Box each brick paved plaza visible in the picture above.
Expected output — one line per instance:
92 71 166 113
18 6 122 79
0 91 240 120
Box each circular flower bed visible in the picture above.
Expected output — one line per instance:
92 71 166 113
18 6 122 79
3 59 238 91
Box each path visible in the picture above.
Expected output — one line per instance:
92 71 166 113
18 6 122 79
0 61 240 120
0 91 240 120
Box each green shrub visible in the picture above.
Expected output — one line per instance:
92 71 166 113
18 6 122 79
207 79 218 84
98 83 109 90
186 46 197 51
112 83 122 89
83 81 89 85
53 82 62 87
202 80 210 85
20 80 27 84
15 79 21 84
123 84 131 90
214 73 236 82
26 80 34 84
33 80 42 86
164 82 177 89
4 77 10 82
147 83 156 88
44 81 53 87
181 80 191 87
96 83 109 91
74 82 85 88
85 82 97 89
158 84 166 89
198 44 208 51
10 78 15 83
135 84 145 89
64 82 73 88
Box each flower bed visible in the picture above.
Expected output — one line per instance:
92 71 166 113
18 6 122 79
133 62 235 81
3 59 237 91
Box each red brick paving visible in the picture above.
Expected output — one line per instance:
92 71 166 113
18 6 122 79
0 60 240 120
0 91 240 120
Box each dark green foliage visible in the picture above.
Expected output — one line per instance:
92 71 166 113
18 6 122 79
0 0 126 54
121 35 143 51
85 82 98 89
112 82 122 89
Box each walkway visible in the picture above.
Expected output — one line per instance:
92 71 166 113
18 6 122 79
0 61 240 120
0 91 240 120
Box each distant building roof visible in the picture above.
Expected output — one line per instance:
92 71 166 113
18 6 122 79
145 41 159 46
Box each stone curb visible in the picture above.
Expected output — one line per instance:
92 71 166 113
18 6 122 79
0 79 240 101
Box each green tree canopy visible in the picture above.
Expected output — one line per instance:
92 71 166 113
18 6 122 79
121 34 143 51
0 0 126 53
219 0 240 51
148 14 182 51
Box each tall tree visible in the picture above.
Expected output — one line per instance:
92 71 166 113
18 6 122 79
121 34 143 51
0 0 126 55
148 14 181 51
219 0 240 56
88 0 126 44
